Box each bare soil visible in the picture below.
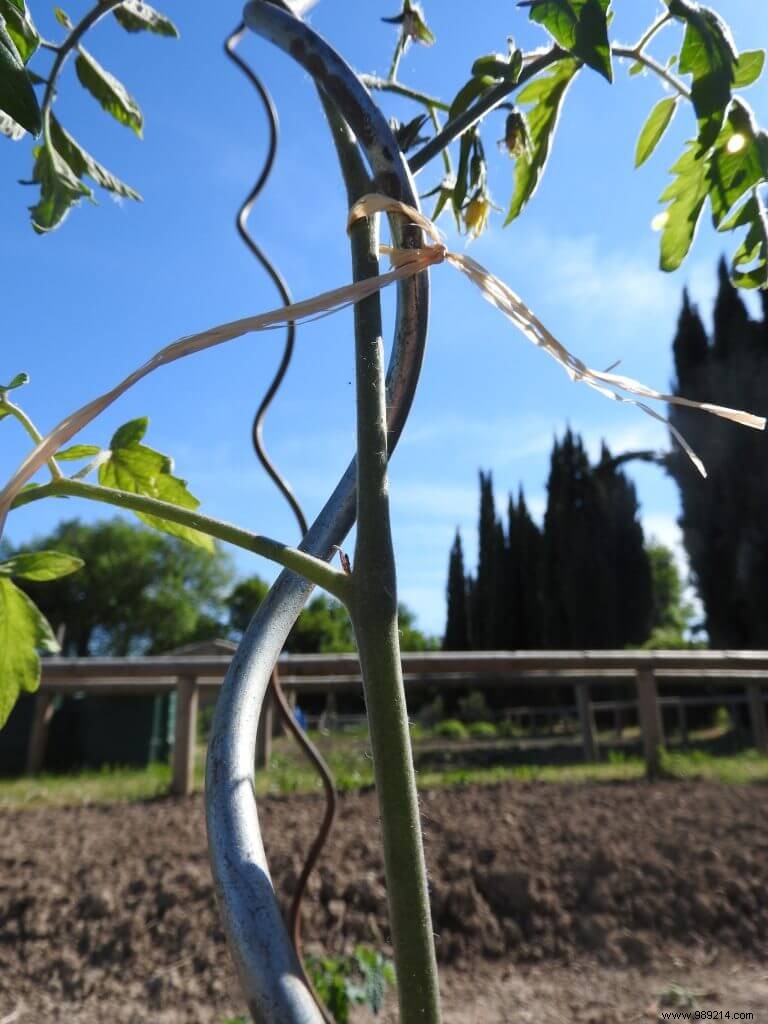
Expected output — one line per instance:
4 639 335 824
1 779 767 1022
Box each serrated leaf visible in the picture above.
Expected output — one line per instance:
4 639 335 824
113 0 178 37
505 58 580 223
707 99 766 228
53 6 71 28
658 138 710 271
1 371 29 390
0 0 39 63
0 577 58 730
0 18 40 133
734 50 765 89
75 46 143 136
667 0 737 150
635 96 678 167
99 420 213 551
29 139 92 233
110 416 147 449
50 115 141 200
0 107 23 137
720 193 768 290
56 443 101 461
523 0 613 83
0 550 83 581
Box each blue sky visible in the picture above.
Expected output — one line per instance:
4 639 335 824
2 1 768 635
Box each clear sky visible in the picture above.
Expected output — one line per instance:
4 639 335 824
2 1 767 635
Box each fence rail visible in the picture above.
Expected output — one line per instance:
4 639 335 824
21 651 768 793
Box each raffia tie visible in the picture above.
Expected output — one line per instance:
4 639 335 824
0 193 764 520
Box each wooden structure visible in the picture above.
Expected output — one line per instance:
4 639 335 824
18 650 768 794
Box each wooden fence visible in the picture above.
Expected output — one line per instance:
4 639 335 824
24 650 768 795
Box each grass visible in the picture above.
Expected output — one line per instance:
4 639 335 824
2 730 768 809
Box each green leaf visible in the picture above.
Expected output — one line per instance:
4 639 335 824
0 550 84 581
53 6 72 28
110 416 147 448
56 443 101 460
505 58 580 223
523 0 613 83
658 138 711 271
667 0 738 150
448 74 495 122
99 419 213 551
0 577 58 730
720 193 768 290
733 50 765 89
707 99 767 228
635 96 678 167
471 49 523 83
113 0 179 37
75 46 143 136
0 0 39 63
29 139 92 233
0 17 40 133
1 371 29 390
628 60 644 76
50 115 142 200
0 107 23 137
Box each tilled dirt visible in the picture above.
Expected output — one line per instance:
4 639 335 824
1 780 767 1022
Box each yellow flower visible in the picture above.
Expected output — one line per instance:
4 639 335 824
464 194 491 239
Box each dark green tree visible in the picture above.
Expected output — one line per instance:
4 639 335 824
470 471 504 649
505 488 544 649
5 518 233 655
668 267 768 647
443 530 470 650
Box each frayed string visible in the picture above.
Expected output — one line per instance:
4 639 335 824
1 193 764 519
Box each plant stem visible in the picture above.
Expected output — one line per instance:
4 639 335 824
339 153 442 1024
409 33 690 174
361 74 450 112
0 396 62 480
634 12 672 55
613 45 691 99
10 478 351 601
41 0 124 119
388 32 407 82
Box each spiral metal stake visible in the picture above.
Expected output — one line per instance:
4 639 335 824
224 22 339 1018
205 2 430 1020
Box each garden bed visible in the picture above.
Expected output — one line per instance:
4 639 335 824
1 778 767 1021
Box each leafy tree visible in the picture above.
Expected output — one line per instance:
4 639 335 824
443 529 470 650
229 576 434 653
668 265 768 646
3 518 233 655
470 471 504 649
643 540 696 648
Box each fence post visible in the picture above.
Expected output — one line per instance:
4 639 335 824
25 693 54 775
636 667 664 779
255 673 275 769
171 676 198 796
677 697 689 748
575 684 598 762
746 683 768 755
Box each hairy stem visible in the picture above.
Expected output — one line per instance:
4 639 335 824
613 44 691 99
10 478 351 601
0 396 62 480
361 74 449 112
634 12 672 55
328 110 441 1023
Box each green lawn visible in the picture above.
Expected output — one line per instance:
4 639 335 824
1 729 767 808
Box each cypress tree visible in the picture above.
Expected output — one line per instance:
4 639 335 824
506 488 543 649
471 471 501 649
668 268 768 647
444 530 470 650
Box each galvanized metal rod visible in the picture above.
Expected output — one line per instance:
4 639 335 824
205 3 430 1021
